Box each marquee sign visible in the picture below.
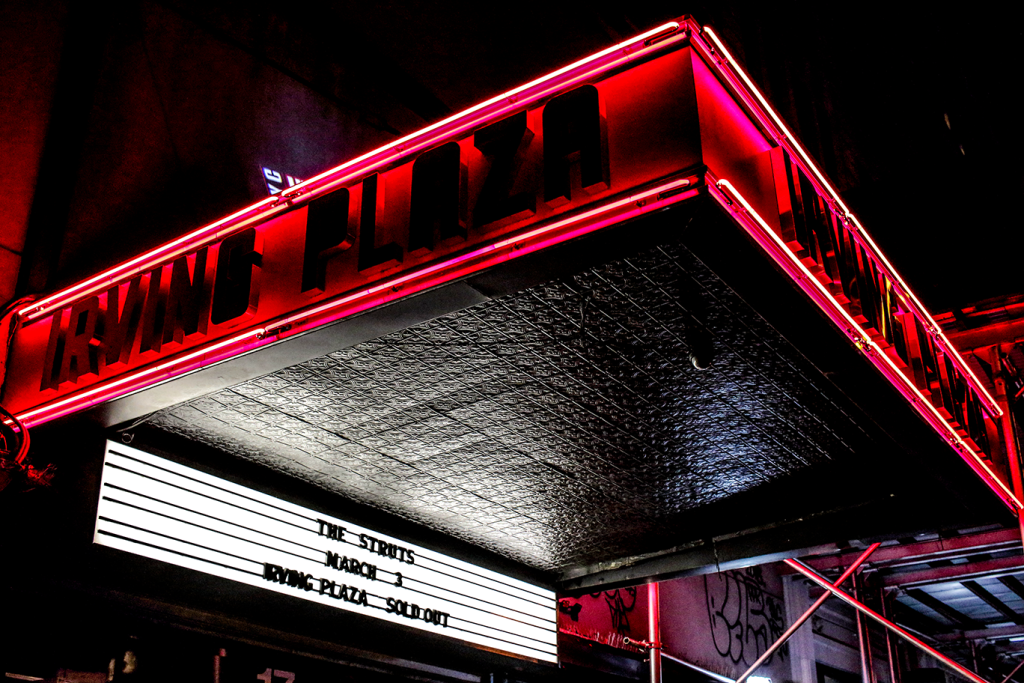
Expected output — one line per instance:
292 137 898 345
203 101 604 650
685 25 1017 510
1 21 701 427
1 18 1018 511
94 441 557 662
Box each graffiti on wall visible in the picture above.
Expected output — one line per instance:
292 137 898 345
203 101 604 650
596 587 639 635
557 586 646 652
705 566 787 666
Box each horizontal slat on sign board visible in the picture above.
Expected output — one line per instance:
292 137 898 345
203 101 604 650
96 466 556 657
94 441 557 662
99 453 555 629
104 448 551 604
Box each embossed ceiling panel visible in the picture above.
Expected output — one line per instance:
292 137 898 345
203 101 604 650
149 240 874 572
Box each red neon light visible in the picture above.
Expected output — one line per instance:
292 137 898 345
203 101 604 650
15 21 685 326
9 14 1002 529
709 176 1021 511
686 21 1000 418
17 179 700 427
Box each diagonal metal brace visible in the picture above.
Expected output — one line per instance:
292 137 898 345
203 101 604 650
735 543 880 683
786 558 992 683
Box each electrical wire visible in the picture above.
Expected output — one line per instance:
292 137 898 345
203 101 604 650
0 295 35 323
0 401 30 464
0 296 35 470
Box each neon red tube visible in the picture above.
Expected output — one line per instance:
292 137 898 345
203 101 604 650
684 21 998 418
16 179 700 427
708 176 1021 511
9 15 998 483
14 21 686 326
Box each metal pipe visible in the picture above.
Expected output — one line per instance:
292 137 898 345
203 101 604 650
0 403 31 465
785 559 991 683
863 579 877 683
999 657 1024 683
735 543 881 683
991 347 1024 547
649 581 661 683
214 648 226 683
881 590 901 683
1010 404 1024 548
855 577 874 683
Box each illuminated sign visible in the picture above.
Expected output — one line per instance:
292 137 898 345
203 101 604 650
686 21 1016 510
3 21 701 426
94 441 557 662
262 166 303 195
765 150 991 456
2 19 1015 511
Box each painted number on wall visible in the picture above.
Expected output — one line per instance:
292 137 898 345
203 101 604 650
256 669 295 683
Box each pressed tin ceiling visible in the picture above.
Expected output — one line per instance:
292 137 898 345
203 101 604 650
146 237 880 574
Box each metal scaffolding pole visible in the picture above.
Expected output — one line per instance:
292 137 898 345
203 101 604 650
855 575 876 683
999 657 1024 683
785 559 992 683
992 347 1024 548
734 543 881 683
649 582 661 683
881 590 901 683
624 583 663 683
